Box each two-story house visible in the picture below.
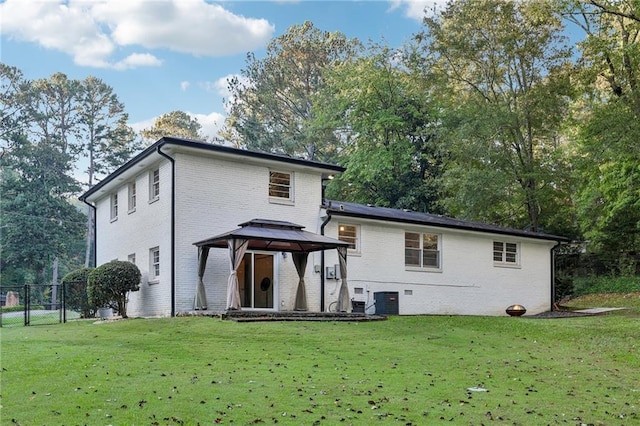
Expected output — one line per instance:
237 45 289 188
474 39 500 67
80 137 567 317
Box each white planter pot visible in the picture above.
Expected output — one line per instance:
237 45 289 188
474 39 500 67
98 307 113 319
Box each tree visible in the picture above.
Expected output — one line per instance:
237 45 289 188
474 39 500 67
0 63 28 146
87 261 141 318
24 72 79 155
76 76 140 267
140 110 204 142
314 44 444 212
61 267 95 318
222 21 361 161
561 0 640 272
414 0 576 233
0 135 85 286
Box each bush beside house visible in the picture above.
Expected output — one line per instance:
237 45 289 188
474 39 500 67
87 261 141 318
61 267 95 318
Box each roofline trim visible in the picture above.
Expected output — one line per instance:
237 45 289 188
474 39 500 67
326 209 570 243
80 137 345 201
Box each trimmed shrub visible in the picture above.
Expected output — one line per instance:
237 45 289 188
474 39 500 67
88 261 141 318
61 267 95 318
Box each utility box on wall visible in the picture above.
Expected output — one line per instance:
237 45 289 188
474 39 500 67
374 291 399 315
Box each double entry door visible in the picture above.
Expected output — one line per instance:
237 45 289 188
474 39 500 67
237 252 275 309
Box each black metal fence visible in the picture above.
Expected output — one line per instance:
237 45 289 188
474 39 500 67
0 284 77 327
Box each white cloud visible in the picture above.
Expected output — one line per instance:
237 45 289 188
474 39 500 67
189 111 226 142
388 0 447 21
200 74 247 98
0 0 275 70
200 74 253 114
129 116 156 135
180 81 191 91
113 53 163 71
0 0 115 67
94 0 274 56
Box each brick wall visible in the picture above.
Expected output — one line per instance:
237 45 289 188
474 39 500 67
323 216 554 316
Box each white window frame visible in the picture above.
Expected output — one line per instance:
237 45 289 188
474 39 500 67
268 170 294 204
404 232 441 271
149 168 160 202
493 241 520 267
128 181 136 213
127 253 136 265
338 224 360 254
149 246 160 283
110 193 118 221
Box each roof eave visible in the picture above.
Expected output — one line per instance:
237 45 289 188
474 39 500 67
327 209 570 243
80 137 346 202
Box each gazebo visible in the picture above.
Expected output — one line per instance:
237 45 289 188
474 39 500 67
193 219 351 312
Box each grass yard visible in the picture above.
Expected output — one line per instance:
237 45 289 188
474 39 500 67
1 309 639 425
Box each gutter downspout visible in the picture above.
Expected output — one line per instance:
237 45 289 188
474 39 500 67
157 145 176 317
320 204 333 313
81 199 97 268
550 240 563 312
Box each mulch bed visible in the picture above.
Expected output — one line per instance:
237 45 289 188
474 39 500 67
526 310 594 319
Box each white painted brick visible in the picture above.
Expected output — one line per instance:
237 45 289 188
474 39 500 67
94 145 556 318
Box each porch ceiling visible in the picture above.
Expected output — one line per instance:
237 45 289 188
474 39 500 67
193 219 349 253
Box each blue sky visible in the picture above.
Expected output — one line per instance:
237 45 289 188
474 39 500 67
1 0 442 139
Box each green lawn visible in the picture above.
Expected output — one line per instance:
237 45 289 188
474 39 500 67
1 310 639 425
0 310 80 327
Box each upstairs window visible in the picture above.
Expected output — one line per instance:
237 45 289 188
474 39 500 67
405 232 440 269
149 169 160 201
269 171 293 202
128 181 136 212
338 224 360 253
127 253 136 265
493 241 519 266
110 193 118 221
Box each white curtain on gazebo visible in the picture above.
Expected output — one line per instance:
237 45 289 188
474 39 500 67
227 238 249 310
195 246 209 310
336 246 350 312
292 252 308 311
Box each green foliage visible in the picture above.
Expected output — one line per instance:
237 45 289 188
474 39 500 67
562 0 640 272
316 44 445 212
1 68 139 280
0 305 44 313
87 261 140 318
222 21 361 161
415 0 575 232
77 76 141 186
1 135 85 284
140 110 204 142
573 275 640 296
61 267 95 318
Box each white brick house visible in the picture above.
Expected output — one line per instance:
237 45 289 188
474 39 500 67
81 137 567 317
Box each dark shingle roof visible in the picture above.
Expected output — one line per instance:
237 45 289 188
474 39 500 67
325 201 569 242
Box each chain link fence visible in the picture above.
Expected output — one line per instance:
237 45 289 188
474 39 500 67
0 284 81 327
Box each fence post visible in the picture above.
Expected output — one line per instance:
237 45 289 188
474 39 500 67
62 282 66 323
24 284 29 326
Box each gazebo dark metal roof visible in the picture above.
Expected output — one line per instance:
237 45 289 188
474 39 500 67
193 219 350 252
